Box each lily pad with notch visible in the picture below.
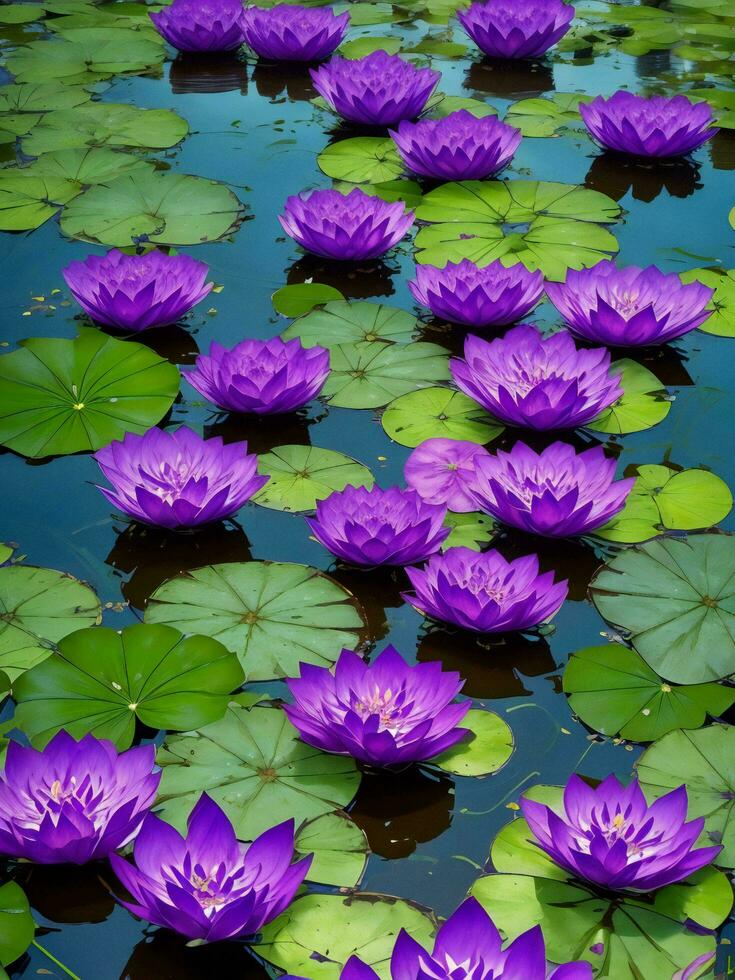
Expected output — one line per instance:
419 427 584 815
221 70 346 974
5 33 164 84
681 267 735 338
0 170 81 231
322 341 451 409
22 147 156 186
254 445 374 513
282 300 420 348
586 360 670 435
317 137 403 184
504 93 594 138
272 283 344 318
431 708 513 777
442 512 498 551
381 386 505 447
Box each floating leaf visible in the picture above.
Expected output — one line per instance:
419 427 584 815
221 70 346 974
681 267 735 338
322 341 451 409
334 1 406 25
381 386 504 447
586 359 670 435
5 34 163 83
145 561 366 682
317 137 403 184
638 725 735 869
12 623 244 750
431 708 513 776
272 282 344 317
338 36 402 58
0 883 34 968
0 564 100 682
0 83 92 112
23 147 156 186
0 328 180 458
155 704 360 839
407 38 468 58
60 171 242 247
504 93 593 138
254 445 374 512
282 300 420 348
295 812 369 888
442 511 497 551
594 464 732 543
589 534 735 685
0 4 44 24
0 171 81 231
335 177 423 208
564 643 735 742
426 95 497 119
254 893 436 979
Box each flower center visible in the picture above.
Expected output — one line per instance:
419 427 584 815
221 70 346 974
354 686 400 732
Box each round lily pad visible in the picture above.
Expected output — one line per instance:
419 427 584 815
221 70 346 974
0 564 100 682
144 561 366 682
594 464 732 543
5 34 163 84
504 93 593 138
155 704 361 840
254 445 374 513
282 300 420 348
586 360 670 435
0 328 180 458
254 893 437 979
23 147 155 186
442 511 498 551
638 725 735 869
338 36 402 58
317 137 403 184
0 83 92 112
681 267 735 338
0 171 81 231
60 171 242 248
427 95 497 119
295 811 369 888
0 883 34 969
272 283 344 317
12 623 244 750
322 341 451 409
0 5 44 24
381 386 505 447
564 643 735 742
589 534 735 684
431 708 513 777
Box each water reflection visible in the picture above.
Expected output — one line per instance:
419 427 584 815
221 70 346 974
417 626 555 699
106 521 252 611
122 930 269 980
500 531 604 601
287 254 400 300
464 58 554 99
252 61 316 103
585 152 702 203
134 324 201 366
331 566 407 644
205 406 319 454
20 865 115 924
169 53 248 95
350 766 454 859
710 130 735 172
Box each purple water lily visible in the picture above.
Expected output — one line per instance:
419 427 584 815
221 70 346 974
521 775 721 893
409 259 544 328
471 442 635 537
310 50 440 127
279 188 414 261
94 426 268 529
404 438 490 513
150 0 248 52
390 110 521 181
545 260 714 346
184 337 329 414
403 546 568 633
62 249 212 333
0 731 159 865
580 92 717 159
306 484 449 566
110 794 311 941
450 326 623 430
284 645 470 767
242 3 349 62
458 0 575 60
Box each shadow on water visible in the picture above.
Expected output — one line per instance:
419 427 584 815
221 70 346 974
20 864 116 925
252 60 317 104
204 406 320 453
585 151 703 203
122 931 270 980
331 565 408 645
286 254 401 300
169 53 249 95
464 57 554 99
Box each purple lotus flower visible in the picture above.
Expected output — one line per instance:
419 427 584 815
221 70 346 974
306 485 449 567
242 4 349 62
471 442 635 537
0 731 159 865
404 438 490 513
579 92 717 159
299 898 592 979
63 249 213 333
403 546 568 633
110 794 311 941
94 426 268 530
458 0 575 60
450 326 623 431
390 110 521 181
545 260 715 346
279 187 414 261
409 259 544 328
310 50 440 127
150 0 248 52
284 645 470 767
521 775 721 893
184 337 329 414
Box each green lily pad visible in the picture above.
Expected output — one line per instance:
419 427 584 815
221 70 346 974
334 1 406 25
407 38 468 58
431 708 513 777
282 300 420 348
381 386 504 447
317 137 403 184
0 113 43 142
0 883 34 968
338 36 402 58
272 283 345 317
22 147 156 186
20 103 188 156
5 34 163 83
0 5 44 24
589 534 735 684
594 464 732 543
295 811 369 888
687 89 735 130
322 341 451 409
0 564 100 682
254 445 374 513
426 95 497 119
638 725 735 869
0 171 81 231
0 328 180 458
334 178 423 208
12 623 244 750
564 643 735 742
504 93 594 138
442 511 498 551
145 561 366 682
254 893 437 979
586 360 670 435
155 704 361 840
60 171 242 247
681 267 735 337
0 545 12 565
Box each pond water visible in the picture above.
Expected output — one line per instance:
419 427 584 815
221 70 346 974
1 0 735 978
